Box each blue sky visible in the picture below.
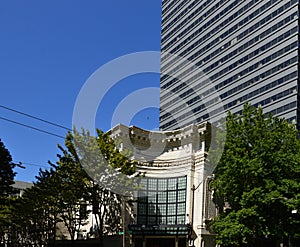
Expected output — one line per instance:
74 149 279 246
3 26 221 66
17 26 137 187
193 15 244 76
0 1 162 182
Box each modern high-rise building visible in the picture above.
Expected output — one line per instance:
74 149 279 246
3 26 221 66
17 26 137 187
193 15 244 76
160 0 299 130
112 1 300 246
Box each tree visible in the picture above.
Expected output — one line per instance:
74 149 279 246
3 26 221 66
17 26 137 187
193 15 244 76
0 139 17 245
11 129 138 246
14 144 91 244
12 167 62 246
0 139 16 198
51 143 91 241
68 129 138 246
211 103 300 246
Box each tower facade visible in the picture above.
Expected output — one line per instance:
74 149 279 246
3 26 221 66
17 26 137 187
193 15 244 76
160 0 299 130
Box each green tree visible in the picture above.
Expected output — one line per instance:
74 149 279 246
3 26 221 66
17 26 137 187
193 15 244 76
14 144 91 244
69 129 138 246
12 129 138 246
0 139 16 197
0 139 17 245
52 143 91 241
12 167 62 246
211 103 300 246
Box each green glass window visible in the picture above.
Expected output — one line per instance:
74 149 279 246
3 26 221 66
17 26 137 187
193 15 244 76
137 176 186 225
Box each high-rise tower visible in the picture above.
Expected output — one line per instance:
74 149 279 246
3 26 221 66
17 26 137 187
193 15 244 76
160 0 299 130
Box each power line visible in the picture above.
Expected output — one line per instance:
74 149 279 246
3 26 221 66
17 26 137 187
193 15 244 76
0 116 65 139
14 161 49 169
0 104 71 131
0 105 207 180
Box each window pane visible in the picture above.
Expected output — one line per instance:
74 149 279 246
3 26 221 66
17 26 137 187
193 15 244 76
138 195 147 203
167 216 176 224
158 215 167 224
148 193 157 203
148 203 157 216
148 216 156 225
139 178 148 190
138 203 147 215
157 191 167 203
168 191 176 203
178 190 186 202
158 179 167 191
168 178 177 190
148 178 157 190
178 177 186 189
157 204 166 215
138 216 146 224
177 203 185 215
138 189 147 198
177 215 185 224
168 204 176 215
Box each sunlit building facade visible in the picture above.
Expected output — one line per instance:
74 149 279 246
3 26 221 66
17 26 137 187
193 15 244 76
109 123 217 247
160 0 299 130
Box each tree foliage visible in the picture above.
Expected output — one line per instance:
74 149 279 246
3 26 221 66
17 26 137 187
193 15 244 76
0 139 16 198
51 143 91 241
12 169 59 246
0 139 17 245
68 129 138 245
13 138 91 244
10 129 138 246
211 103 300 246
71 129 138 194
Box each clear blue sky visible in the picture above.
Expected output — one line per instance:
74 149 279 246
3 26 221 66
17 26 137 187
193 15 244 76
0 1 162 182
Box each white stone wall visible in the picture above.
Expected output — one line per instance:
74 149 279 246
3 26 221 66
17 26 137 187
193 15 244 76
109 122 217 246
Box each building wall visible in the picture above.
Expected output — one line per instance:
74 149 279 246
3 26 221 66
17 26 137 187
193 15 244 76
109 123 217 247
160 0 299 130
12 180 32 197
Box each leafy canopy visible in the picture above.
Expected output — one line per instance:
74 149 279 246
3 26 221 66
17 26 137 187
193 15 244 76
211 103 300 246
0 139 17 198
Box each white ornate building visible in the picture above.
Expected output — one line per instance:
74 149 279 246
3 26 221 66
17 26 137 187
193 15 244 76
109 122 218 247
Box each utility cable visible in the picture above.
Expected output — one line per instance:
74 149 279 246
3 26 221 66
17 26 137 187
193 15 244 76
14 161 49 169
0 104 71 131
0 116 65 139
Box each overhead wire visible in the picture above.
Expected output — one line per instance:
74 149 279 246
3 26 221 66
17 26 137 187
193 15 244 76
0 116 65 139
0 103 71 139
0 104 70 173
14 161 49 169
0 104 209 180
0 104 71 131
